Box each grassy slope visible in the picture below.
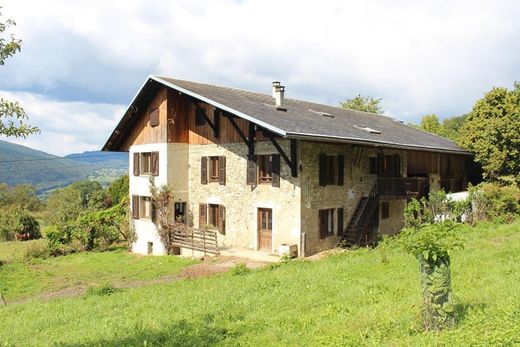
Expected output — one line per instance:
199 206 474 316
1 221 520 346
0 242 197 301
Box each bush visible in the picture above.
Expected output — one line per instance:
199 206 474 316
84 283 120 297
230 262 251 276
469 182 520 223
0 208 41 241
24 241 49 260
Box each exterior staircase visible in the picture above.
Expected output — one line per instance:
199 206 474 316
343 182 379 247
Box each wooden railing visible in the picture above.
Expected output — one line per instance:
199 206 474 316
377 177 429 198
169 225 219 255
344 183 379 246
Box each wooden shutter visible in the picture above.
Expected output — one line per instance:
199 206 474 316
133 153 140 176
199 203 207 228
377 153 385 177
247 155 257 186
337 155 344 186
149 108 159 127
337 208 344 237
319 154 327 186
219 156 226 185
201 157 208 184
151 152 159 176
218 205 226 234
394 154 401 177
319 209 327 239
132 195 140 219
271 154 281 187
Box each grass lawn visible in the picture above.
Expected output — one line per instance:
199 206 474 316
1 220 520 346
0 241 198 301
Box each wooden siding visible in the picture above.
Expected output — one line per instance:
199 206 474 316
121 87 168 150
407 150 439 175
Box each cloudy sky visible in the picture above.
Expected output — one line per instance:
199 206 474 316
1 0 519 156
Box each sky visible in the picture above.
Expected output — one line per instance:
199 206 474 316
1 0 519 156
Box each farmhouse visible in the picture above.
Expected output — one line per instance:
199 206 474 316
103 76 471 257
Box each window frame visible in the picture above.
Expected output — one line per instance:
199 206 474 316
319 208 336 239
139 196 153 220
208 156 220 182
257 155 273 184
208 204 220 228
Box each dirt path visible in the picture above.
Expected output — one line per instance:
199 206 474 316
5 256 271 306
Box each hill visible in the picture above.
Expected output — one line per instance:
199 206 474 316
0 140 127 194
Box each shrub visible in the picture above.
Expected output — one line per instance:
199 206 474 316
469 182 520 223
0 208 41 241
230 262 250 276
84 284 120 297
24 241 49 260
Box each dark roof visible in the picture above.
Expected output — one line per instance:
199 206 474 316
103 75 469 154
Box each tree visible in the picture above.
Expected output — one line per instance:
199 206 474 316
415 114 468 141
419 114 445 137
340 94 383 114
107 175 129 205
0 8 39 138
459 83 520 182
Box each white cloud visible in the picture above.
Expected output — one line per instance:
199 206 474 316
0 90 124 156
1 0 520 153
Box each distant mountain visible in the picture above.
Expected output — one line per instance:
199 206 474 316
0 140 128 195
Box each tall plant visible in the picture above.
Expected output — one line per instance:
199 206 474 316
149 177 177 254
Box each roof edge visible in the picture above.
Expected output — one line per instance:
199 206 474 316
287 132 472 155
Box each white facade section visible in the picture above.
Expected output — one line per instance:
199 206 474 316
129 143 169 255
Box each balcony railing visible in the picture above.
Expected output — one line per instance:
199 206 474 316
377 177 429 198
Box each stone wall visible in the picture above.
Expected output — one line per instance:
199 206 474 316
188 140 302 255
299 141 408 254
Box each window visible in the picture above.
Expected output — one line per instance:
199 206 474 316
132 195 154 221
258 155 273 183
133 152 159 176
247 154 281 187
209 157 220 182
149 108 159 127
319 209 335 239
369 157 377 174
201 156 226 185
147 242 153 255
199 203 226 234
174 202 187 223
381 202 390 219
319 154 344 186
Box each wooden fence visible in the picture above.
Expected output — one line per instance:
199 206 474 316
169 225 219 255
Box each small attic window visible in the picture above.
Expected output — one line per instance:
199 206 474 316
354 125 381 134
309 109 334 118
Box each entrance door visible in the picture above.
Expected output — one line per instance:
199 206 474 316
258 208 272 251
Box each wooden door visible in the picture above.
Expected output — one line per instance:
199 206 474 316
258 208 272 251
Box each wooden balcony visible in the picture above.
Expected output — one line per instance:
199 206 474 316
377 177 429 199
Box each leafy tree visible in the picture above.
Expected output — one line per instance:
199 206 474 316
419 114 445 137
0 183 41 211
415 114 468 141
0 8 39 138
340 94 383 114
459 83 520 182
70 180 103 208
442 114 467 141
45 186 83 228
107 175 129 205
0 207 40 241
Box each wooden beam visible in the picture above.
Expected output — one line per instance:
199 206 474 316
227 115 249 145
268 134 297 177
195 103 216 134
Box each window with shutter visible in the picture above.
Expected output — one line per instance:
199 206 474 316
151 152 159 176
199 203 207 228
218 156 226 185
208 204 219 228
141 152 152 175
247 155 257 186
208 156 219 182
149 108 159 127
133 153 140 176
319 154 327 186
337 208 344 237
319 209 335 239
271 154 280 187
218 205 226 234
201 157 208 184
337 155 344 186
132 195 139 219
257 155 273 184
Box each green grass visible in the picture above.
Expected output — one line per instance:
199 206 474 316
0 242 198 301
1 220 520 346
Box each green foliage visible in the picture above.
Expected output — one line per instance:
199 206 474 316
84 283 120 297
23 241 49 260
469 182 520 223
340 94 384 114
230 262 251 276
0 183 41 211
45 186 83 228
0 207 40 241
0 9 39 138
107 175 129 205
149 177 176 253
459 82 520 182
404 190 470 228
70 180 104 208
415 114 467 141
